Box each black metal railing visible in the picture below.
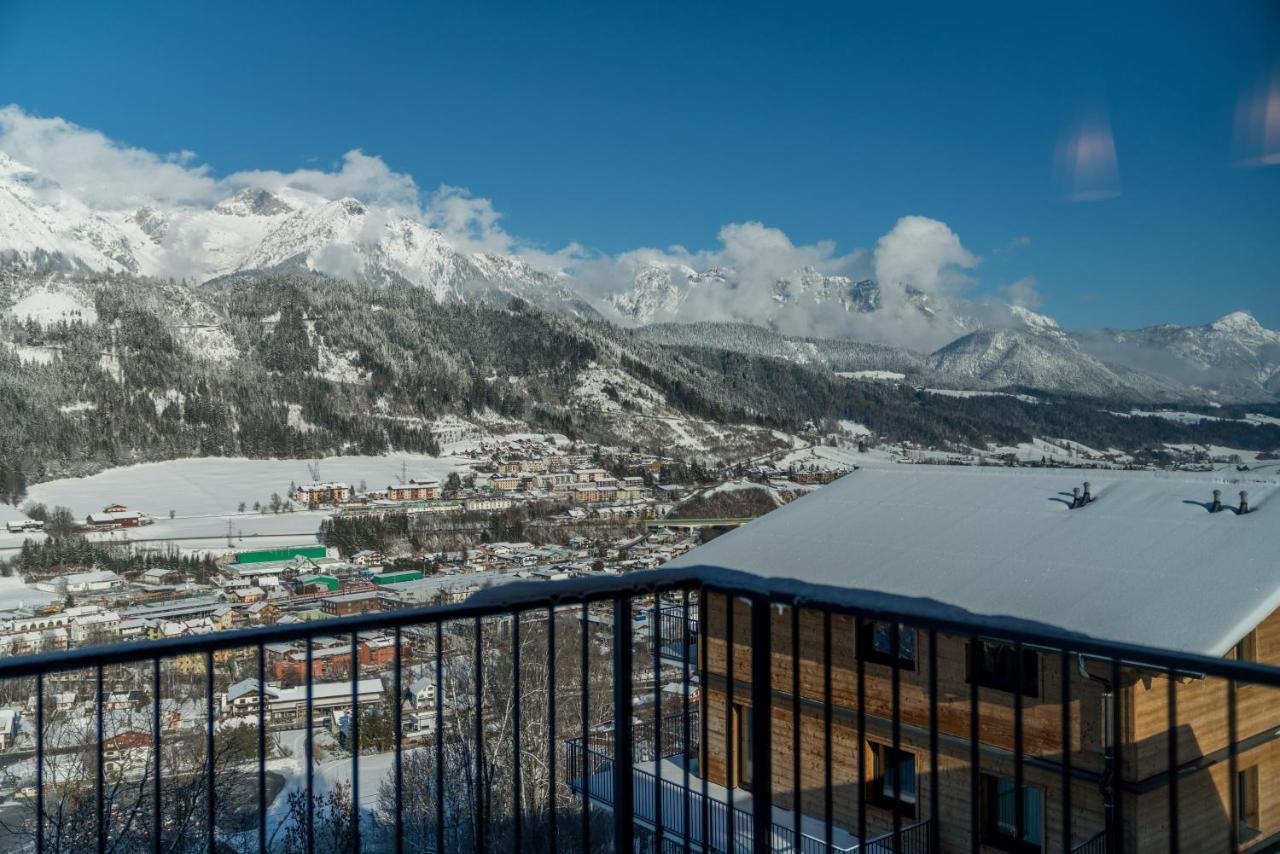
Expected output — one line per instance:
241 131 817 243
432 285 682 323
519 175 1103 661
1071 831 1109 854
656 602 699 665
569 710 700 766
565 734 929 853
0 565 1276 852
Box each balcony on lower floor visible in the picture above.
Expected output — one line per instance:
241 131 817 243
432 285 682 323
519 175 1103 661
565 713 931 853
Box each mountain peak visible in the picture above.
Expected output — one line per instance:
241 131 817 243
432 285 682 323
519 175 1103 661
0 151 37 181
214 187 293 217
1009 305 1062 331
1209 310 1263 333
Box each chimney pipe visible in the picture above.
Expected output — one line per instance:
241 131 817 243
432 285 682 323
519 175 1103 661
1211 489 1223 513
1082 482 1092 504
1239 490 1250 515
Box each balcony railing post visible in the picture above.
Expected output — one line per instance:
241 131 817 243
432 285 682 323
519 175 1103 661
35 671 43 854
748 595 773 854
613 596 635 853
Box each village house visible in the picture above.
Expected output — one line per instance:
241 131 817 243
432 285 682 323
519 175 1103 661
292 482 353 505
0 709 18 750
386 479 441 501
211 606 247 631
101 730 151 777
34 569 124 596
85 506 145 528
141 567 177 585
294 574 341 595
572 484 603 504
573 467 609 483
223 677 383 722
490 474 522 492
535 472 573 493
351 549 384 567
320 590 381 617
661 466 1280 853
243 601 279 625
464 497 512 512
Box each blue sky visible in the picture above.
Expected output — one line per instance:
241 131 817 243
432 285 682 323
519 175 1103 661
2 0 1278 330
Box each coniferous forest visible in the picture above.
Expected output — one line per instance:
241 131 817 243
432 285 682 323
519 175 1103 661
1 268 1278 501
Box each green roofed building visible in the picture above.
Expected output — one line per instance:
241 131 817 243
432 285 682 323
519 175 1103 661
371 570 425 586
295 574 341 593
235 545 327 565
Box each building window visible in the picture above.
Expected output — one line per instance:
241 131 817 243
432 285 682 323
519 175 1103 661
968 641 1039 697
1236 630 1258 663
867 742 917 815
860 621 917 670
980 774 1044 852
735 704 752 788
1239 766 1261 841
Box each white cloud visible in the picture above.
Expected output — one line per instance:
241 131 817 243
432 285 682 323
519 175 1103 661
228 150 421 209
0 105 219 208
0 105 1031 352
1002 276 1042 309
873 215 977 298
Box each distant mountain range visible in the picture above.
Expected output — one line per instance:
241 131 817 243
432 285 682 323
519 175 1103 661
2 149 1277 402
639 313 1280 402
0 152 596 318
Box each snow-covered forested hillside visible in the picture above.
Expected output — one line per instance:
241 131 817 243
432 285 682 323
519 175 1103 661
4 270 1279 498
5 146 1279 406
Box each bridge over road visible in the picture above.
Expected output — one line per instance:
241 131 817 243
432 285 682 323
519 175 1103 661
643 517 753 531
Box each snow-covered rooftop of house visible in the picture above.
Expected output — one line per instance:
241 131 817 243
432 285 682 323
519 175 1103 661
664 466 1280 657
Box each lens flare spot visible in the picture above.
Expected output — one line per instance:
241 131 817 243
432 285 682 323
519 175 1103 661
1234 65 1280 167
1054 108 1121 202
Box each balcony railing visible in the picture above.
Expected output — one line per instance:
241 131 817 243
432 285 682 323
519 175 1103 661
0 565 1277 852
565 717 930 853
1071 831 1109 854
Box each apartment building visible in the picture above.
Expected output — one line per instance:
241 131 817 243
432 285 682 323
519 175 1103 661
667 466 1280 852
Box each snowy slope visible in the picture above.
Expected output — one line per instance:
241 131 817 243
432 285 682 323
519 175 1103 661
0 154 597 317
928 327 1178 399
1078 311 1280 400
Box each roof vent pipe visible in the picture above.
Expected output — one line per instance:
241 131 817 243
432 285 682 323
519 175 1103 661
1239 491 1250 515
1211 489 1223 513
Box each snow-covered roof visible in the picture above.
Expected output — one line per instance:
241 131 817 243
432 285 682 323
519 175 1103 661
664 466 1280 657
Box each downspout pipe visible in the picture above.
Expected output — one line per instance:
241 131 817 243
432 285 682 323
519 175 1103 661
1078 655 1116 841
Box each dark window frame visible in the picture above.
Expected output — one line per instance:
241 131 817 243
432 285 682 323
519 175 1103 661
859 621 917 670
1238 765 1261 841
735 703 753 790
979 773 1044 854
967 640 1040 698
865 741 918 817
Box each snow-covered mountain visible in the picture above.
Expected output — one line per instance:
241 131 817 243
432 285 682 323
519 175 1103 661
0 152 142 274
4 147 1278 402
609 262 899 325
1077 312 1280 401
604 259 1051 350
0 153 597 317
929 327 1187 400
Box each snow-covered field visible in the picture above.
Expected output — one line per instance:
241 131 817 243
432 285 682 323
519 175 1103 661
1117 409 1224 425
0 573 58 610
12 455 468 519
256 727 398 842
0 454 470 553
925 388 1040 404
836 370 906 381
